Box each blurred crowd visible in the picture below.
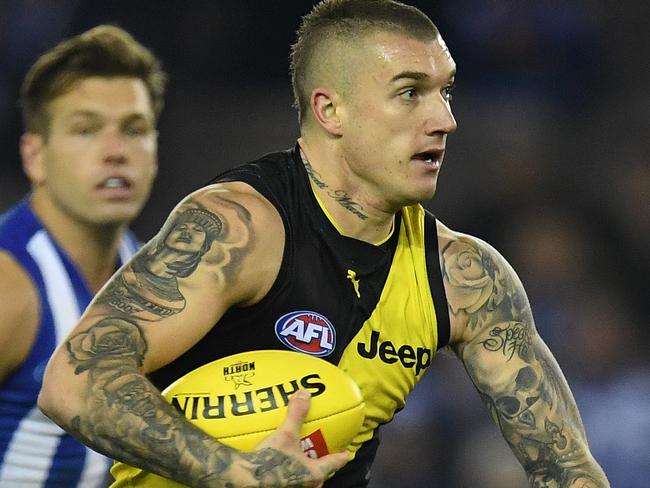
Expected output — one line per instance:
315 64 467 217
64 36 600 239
1 1 648 487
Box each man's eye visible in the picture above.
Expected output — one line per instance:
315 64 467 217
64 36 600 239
125 126 148 137
399 88 418 100
442 85 455 102
72 125 97 135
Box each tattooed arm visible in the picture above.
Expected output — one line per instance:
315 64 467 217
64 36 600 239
38 183 348 487
439 225 609 488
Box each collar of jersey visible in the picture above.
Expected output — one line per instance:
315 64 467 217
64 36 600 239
310 186 395 246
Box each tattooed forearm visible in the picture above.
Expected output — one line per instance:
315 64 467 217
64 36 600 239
98 197 253 321
65 317 208 483
65 317 311 487
443 237 609 487
303 158 368 221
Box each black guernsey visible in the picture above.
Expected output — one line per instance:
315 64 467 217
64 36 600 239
148 145 451 487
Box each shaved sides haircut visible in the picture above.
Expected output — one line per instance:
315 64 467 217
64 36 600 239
290 0 439 125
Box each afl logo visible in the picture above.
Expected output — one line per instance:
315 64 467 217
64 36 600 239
275 311 336 357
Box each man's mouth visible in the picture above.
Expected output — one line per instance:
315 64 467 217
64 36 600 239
412 150 443 167
98 177 132 190
100 177 130 189
96 177 136 201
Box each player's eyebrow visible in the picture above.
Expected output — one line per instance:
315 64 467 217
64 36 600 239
390 69 457 84
64 110 152 124
65 110 101 120
390 71 429 83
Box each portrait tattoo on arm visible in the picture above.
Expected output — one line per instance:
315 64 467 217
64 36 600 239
442 237 609 488
62 197 313 486
99 197 251 321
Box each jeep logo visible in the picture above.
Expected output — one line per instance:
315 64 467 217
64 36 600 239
357 331 432 376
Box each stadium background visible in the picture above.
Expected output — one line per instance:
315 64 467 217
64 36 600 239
1 1 648 486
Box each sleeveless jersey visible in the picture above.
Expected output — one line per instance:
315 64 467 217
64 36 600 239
0 199 140 488
113 146 450 487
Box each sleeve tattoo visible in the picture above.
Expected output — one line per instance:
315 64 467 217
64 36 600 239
98 199 245 320
63 197 311 486
442 237 609 488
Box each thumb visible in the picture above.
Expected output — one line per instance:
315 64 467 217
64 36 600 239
318 450 350 480
281 389 311 436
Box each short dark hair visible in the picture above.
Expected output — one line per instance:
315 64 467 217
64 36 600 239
290 0 439 124
19 25 167 136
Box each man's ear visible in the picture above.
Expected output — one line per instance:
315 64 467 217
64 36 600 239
309 87 343 136
20 133 46 186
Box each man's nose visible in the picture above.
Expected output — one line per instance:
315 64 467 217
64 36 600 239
424 98 457 136
103 127 128 164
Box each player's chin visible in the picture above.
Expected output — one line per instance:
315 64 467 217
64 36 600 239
405 182 438 205
91 203 144 226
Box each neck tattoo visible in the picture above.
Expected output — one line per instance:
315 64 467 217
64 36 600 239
303 158 368 221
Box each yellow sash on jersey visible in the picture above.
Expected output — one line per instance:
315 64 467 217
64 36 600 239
338 203 440 458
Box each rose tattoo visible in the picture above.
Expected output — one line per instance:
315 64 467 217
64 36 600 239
67 318 147 373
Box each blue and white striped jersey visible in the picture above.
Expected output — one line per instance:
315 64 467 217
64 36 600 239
0 199 139 487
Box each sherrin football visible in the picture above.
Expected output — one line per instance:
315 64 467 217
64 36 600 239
110 350 365 487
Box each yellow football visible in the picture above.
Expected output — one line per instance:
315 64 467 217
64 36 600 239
110 350 365 487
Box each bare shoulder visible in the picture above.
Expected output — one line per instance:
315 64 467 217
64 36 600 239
136 182 284 318
435 221 527 344
435 220 503 258
191 181 281 220
187 180 282 237
0 251 40 380
154 181 285 307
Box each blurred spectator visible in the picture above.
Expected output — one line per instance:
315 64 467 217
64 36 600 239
500 208 598 348
438 0 601 109
451 425 528 488
0 1 79 207
565 287 650 488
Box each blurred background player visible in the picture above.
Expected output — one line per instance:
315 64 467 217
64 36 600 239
0 25 165 486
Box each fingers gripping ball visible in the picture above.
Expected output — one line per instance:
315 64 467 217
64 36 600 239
110 350 365 487
166 350 365 454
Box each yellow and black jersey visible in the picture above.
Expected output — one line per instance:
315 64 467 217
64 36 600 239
149 145 451 487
